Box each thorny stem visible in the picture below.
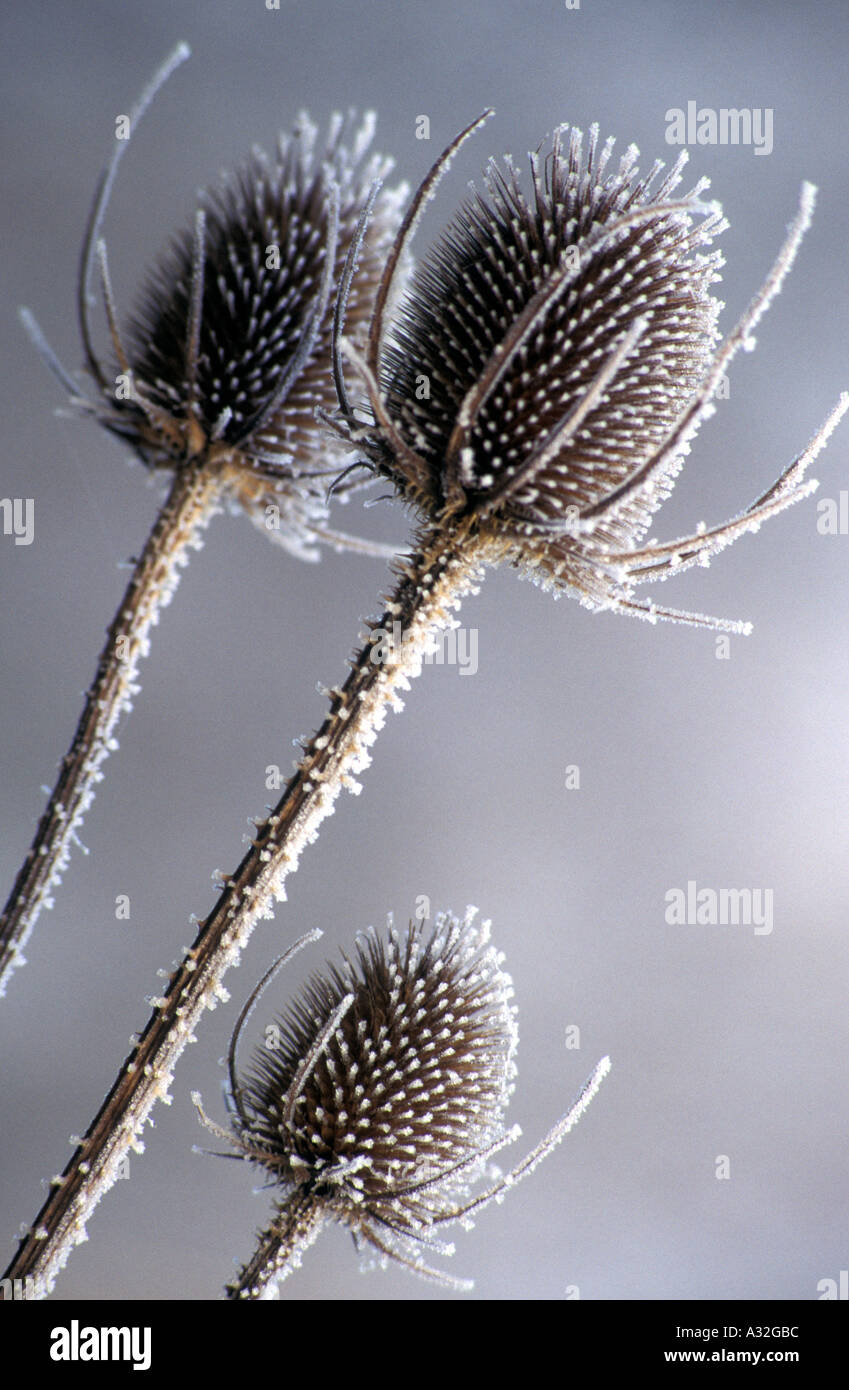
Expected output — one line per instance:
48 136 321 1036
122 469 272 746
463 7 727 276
0 459 222 997
1 526 483 1296
226 1192 325 1299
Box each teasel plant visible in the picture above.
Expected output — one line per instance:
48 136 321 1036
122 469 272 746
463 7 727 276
5 113 847 1298
0 42 407 997
191 909 611 1296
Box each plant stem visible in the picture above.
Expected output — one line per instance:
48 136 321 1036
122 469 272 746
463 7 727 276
0 460 221 997
1 525 483 1295
226 1193 325 1298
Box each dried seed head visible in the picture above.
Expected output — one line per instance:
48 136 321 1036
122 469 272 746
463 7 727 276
22 46 408 559
336 118 847 629
236 909 517 1224
382 126 724 536
122 115 403 467
194 911 610 1293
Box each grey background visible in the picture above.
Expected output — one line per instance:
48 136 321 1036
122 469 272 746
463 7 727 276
1 0 847 1302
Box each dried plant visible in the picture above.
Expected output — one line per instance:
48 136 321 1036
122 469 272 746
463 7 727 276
5 116 845 1297
339 123 847 626
0 44 406 995
192 910 610 1296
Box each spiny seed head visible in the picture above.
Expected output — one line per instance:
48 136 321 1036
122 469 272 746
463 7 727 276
232 909 517 1233
380 124 723 552
23 44 408 560
337 118 844 630
196 912 611 1293
121 113 404 477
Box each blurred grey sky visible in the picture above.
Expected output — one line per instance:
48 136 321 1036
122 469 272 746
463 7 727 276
1 0 848 1301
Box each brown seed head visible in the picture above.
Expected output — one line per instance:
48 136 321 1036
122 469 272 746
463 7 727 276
121 114 404 473
382 126 723 540
195 911 611 1292
335 118 846 629
232 909 517 1231
22 46 407 559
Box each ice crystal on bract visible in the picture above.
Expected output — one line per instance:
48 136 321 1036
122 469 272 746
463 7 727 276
336 119 847 628
193 911 610 1294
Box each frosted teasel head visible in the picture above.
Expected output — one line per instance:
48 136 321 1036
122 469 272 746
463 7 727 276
193 910 610 1296
333 116 848 628
21 43 409 560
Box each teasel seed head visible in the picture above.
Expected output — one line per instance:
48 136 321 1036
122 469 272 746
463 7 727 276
382 124 725 529
21 43 408 560
193 910 610 1295
334 117 848 629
